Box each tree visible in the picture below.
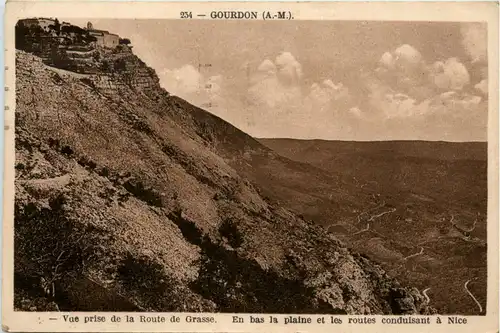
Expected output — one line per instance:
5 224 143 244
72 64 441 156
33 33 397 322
54 18 61 33
15 21 29 49
119 38 131 45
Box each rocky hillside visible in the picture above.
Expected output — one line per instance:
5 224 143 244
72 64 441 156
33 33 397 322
14 47 435 314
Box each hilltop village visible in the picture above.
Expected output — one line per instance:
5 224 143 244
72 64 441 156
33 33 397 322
15 17 161 95
16 18 131 74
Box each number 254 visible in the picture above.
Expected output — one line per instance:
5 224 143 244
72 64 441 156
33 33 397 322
180 12 192 19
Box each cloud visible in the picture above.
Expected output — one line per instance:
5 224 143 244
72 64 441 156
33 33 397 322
378 44 424 72
348 106 363 118
248 64 301 111
461 23 487 64
275 52 303 84
243 52 359 138
248 52 307 113
380 52 395 69
158 65 227 116
306 79 349 106
367 69 482 119
430 58 470 91
474 79 488 95
160 64 203 96
205 75 223 97
366 41 487 140
368 85 420 119
375 44 475 102
393 44 423 67
366 82 486 140
375 44 432 100
256 59 277 75
434 91 483 110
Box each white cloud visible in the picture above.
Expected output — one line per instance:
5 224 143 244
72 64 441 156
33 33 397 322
275 52 303 84
158 64 227 115
379 92 419 118
256 59 277 76
206 75 223 96
375 44 432 99
430 58 470 91
379 52 395 69
434 92 482 109
348 106 363 118
474 79 488 95
461 23 487 64
393 44 423 67
243 52 358 138
367 71 483 121
160 64 203 96
248 74 302 110
248 52 303 111
306 79 349 107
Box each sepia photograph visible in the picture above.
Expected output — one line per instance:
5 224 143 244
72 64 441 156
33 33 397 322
2 1 499 332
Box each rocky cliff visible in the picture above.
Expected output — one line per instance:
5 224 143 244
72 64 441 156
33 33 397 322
14 48 435 314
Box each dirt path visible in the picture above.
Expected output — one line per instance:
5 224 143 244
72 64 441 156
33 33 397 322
464 279 483 313
422 288 431 304
402 247 424 260
367 207 396 222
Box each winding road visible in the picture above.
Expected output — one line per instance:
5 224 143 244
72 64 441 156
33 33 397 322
402 246 424 260
367 207 396 222
356 200 386 223
464 279 483 313
451 214 479 234
422 288 431 304
352 223 369 235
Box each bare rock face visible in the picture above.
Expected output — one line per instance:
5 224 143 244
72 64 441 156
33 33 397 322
14 49 435 315
91 47 161 95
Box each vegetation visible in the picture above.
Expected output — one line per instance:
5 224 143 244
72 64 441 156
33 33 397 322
117 254 183 311
192 236 323 313
14 195 107 307
119 38 131 45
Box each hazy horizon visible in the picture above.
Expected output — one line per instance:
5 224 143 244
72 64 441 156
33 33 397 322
61 18 489 142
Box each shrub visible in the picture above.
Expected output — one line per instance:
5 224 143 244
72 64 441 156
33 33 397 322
219 219 244 248
80 78 96 89
60 145 74 156
119 38 131 45
167 208 203 246
14 195 106 302
98 167 110 177
123 179 163 207
192 237 318 313
48 138 60 149
116 254 181 310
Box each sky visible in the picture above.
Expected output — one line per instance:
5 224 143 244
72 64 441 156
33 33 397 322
65 19 488 141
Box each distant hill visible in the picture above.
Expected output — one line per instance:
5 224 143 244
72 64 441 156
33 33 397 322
256 138 487 315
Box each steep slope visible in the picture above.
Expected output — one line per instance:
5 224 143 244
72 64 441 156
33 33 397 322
14 50 434 314
163 94 487 314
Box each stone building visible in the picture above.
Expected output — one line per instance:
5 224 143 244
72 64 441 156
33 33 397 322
19 17 55 31
86 21 119 49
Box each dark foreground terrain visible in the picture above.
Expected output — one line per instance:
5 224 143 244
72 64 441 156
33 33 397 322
14 46 433 314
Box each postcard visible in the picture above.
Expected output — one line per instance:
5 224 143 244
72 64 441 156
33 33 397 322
2 1 498 332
